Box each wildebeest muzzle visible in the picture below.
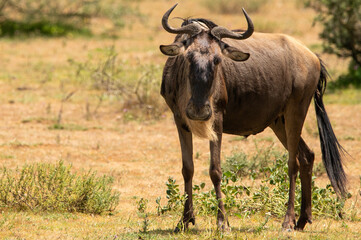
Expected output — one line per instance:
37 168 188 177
186 99 212 121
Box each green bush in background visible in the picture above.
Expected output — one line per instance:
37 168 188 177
307 0 361 88
0 161 119 214
329 61 361 89
307 0 361 66
0 0 141 36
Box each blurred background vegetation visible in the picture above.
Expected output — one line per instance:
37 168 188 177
0 0 143 37
307 0 361 89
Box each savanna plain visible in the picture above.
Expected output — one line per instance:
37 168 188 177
0 0 360 239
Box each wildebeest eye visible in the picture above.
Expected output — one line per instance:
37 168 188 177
213 55 222 65
182 38 192 48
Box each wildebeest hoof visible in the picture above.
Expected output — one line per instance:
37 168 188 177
295 217 312 231
282 225 295 232
282 222 296 231
283 228 293 232
216 218 230 232
282 222 294 232
282 214 296 231
218 224 231 232
173 217 195 233
173 226 181 233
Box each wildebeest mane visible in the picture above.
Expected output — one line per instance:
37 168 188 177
181 18 246 33
181 18 218 29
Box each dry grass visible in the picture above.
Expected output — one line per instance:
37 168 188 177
0 0 360 239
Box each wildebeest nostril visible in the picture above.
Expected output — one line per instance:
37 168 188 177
204 100 211 108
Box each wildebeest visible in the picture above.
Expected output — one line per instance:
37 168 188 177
159 3 347 231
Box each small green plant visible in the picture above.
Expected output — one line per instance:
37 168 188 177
136 198 150 233
253 213 271 234
311 182 347 219
192 182 218 216
156 177 186 215
48 123 88 131
0 161 119 214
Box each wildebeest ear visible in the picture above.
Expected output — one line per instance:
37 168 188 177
159 43 183 56
222 45 250 62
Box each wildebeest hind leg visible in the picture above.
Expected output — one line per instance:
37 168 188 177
174 117 195 232
270 107 308 230
270 116 298 230
295 138 314 230
283 98 312 230
271 115 315 231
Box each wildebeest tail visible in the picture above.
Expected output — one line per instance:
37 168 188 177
314 58 347 196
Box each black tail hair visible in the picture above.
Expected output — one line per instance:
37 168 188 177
314 58 347 197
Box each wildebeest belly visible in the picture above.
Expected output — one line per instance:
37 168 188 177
222 77 290 136
222 104 282 136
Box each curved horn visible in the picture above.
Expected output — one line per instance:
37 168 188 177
211 8 254 40
162 3 202 36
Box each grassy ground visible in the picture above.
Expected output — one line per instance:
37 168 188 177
0 0 360 239
0 211 360 239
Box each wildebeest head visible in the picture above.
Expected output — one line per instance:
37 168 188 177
160 3 254 121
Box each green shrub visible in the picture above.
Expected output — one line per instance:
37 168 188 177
0 20 91 37
252 153 345 219
307 0 361 65
155 177 186 215
0 0 141 36
328 61 361 90
0 161 119 214
307 0 361 89
157 149 347 219
203 0 269 14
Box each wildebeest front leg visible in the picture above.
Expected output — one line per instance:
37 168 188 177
174 118 195 232
209 120 227 229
